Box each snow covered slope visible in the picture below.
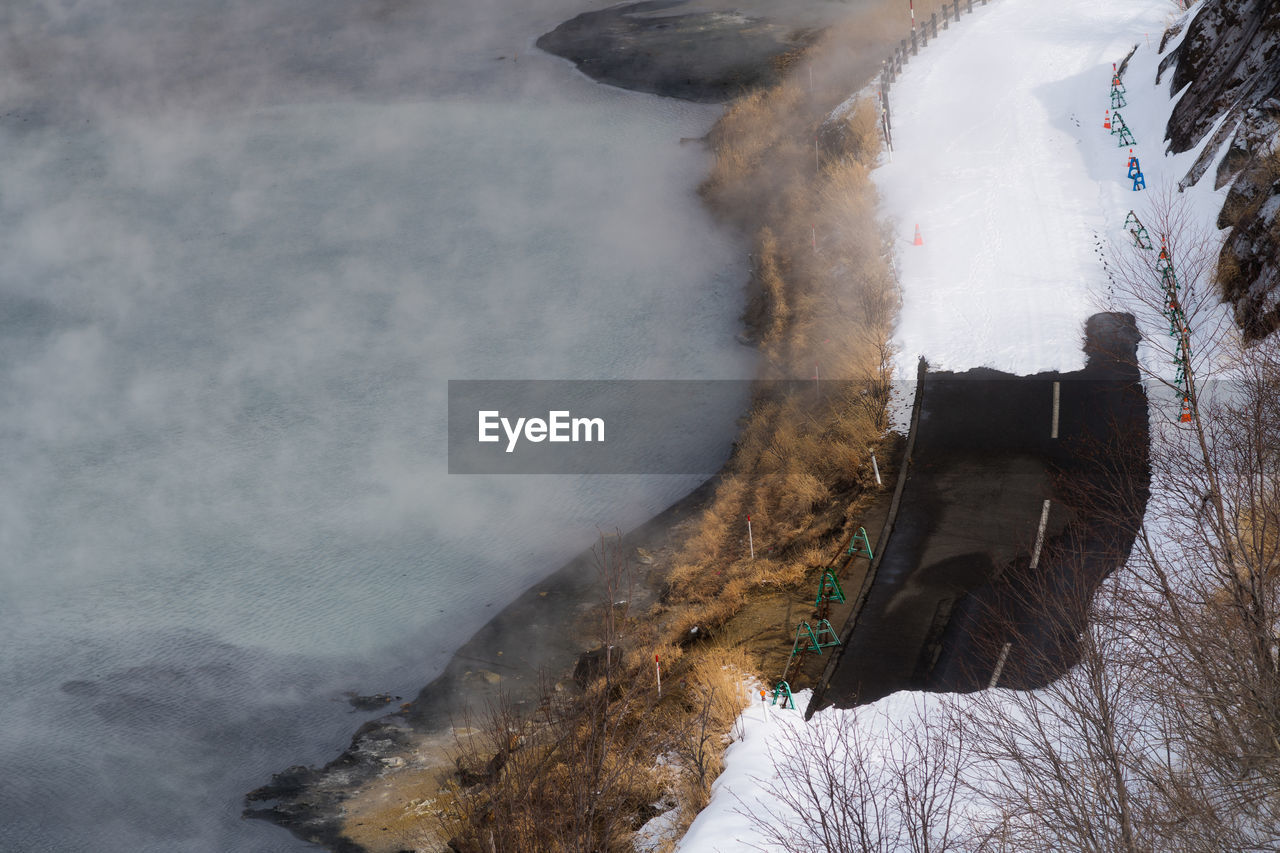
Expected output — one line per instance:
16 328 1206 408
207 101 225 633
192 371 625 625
877 0 1206 377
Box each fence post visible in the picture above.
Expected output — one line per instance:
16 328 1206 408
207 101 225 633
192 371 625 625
967 0 973 12
942 7 948 28
881 92 892 151
911 29 918 55
930 12 938 38
900 39 907 67
954 1 961 22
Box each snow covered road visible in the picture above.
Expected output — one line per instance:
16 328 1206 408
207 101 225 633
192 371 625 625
878 0 1179 376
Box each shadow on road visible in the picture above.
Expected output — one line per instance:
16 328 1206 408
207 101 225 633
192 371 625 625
808 312 1151 714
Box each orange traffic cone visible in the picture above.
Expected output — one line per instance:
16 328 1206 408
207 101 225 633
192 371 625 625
913 224 923 246
1179 397 1192 423
1104 109 1111 130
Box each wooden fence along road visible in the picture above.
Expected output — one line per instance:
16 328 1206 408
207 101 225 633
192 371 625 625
876 0 993 153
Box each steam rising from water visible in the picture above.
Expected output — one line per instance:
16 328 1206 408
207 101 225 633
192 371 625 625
0 0 752 849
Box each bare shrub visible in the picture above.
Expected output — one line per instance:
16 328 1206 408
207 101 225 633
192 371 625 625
1119 335 1280 847
747 696 973 853
440 676 668 852
959 570 1158 852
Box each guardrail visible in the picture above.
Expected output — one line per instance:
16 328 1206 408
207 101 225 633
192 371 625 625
876 0 993 151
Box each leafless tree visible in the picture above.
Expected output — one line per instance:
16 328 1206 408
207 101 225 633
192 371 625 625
593 529 634 679
1099 184 1280 846
1117 335 1280 849
438 533 666 853
744 694 973 853
955 548 1162 852
1066 183 1280 847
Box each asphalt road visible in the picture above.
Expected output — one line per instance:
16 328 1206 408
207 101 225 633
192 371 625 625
808 312 1150 713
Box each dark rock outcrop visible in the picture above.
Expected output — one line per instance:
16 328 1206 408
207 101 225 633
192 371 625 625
536 0 819 103
244 717 416 852
1217 160 1280 339
1162 0 1280 162
1160 0 1280 339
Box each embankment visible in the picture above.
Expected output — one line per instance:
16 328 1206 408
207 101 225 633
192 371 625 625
245 2 953 850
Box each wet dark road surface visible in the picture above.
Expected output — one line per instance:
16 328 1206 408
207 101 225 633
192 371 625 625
808 313 1150 714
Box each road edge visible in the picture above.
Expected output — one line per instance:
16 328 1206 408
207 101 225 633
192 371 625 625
805 356 928 718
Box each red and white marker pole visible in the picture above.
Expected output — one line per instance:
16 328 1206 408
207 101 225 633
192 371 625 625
655 653 662 697
747 514 755 560
910 0 915 29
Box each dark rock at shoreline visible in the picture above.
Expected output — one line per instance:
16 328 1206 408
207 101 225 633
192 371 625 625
344 692 402 712
572 644 622 686
536 0 820 102
245 717 417 852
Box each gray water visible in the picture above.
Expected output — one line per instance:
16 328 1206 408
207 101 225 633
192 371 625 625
0 1 752 849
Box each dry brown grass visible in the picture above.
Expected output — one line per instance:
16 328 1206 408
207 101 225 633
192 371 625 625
411 3 936 848
1219 149 1280 230
659 0 915 671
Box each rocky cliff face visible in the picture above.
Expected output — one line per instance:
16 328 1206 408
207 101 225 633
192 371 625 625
1160 0 1280 339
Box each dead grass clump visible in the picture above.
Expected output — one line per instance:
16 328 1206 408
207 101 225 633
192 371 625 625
687 646 754 722
1219 149 1280 229
755 556 811 590
440 671 667 852
667 646 754 815
423 6 923 848
667 44 901 647
829 98 883 166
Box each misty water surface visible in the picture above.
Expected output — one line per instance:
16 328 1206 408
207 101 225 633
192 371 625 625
0 0 752 849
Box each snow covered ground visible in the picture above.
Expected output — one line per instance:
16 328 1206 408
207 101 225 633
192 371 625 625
673 689 817 851
878 0 1223 378
673 689 955 851
676 1 1234 849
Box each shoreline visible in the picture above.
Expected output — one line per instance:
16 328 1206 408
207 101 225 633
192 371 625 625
245 475 724 850
245 0 912 847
